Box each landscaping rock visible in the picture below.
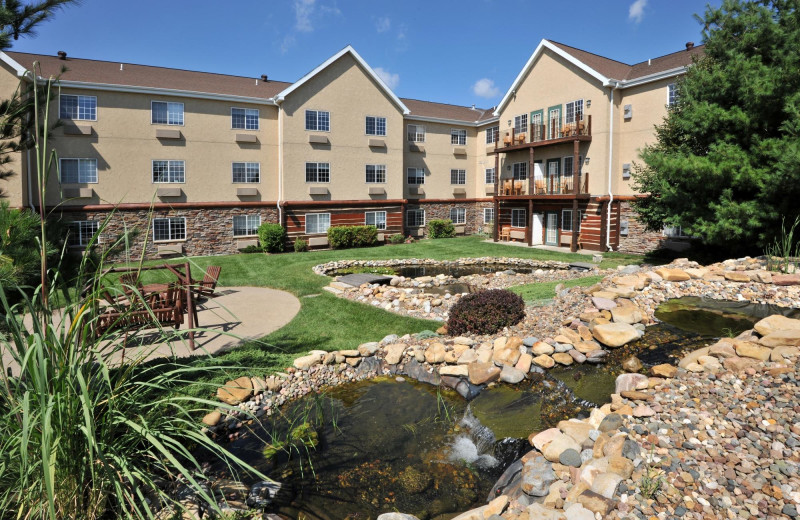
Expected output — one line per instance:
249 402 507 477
610 306 644 324
358 342 380 356
383 343 406 365
217 376 254 405
552 352 573 365
559 448 582 467
760 329 800 347
592 323 640 347
439 365 469 377
532 341 555 355
532 354 555 369
654 267 690 281
735 341 772 360
468 362 501 385
614 373 648 393
521 456 556 497
621 355 643 372
500 365 526 384
754 315 800 336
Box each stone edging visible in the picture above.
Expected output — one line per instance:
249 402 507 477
312 256 575 276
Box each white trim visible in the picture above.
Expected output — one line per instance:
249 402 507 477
151 159 186 184
230 107 259 130
59 94 97 121
49 79 278 105
449 207 466 224
232 214 261 237
59 157 98 184
232 161 261 184
365 115 387 136
483 207 495 224
0 51 27 76
305 109 331 132
365 164 387 184
406 208 425 227
275 45 410 115
403 114 498 127
152 216 187 242
365 210 387 230
305 212 331 235
619 66 688 88
511 208 526 228
151 100 184 126
407 123 425 143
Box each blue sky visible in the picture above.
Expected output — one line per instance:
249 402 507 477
10 0 718 108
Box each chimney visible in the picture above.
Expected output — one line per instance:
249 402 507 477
261 74 268 82
686 42 694 50
57 50 67 60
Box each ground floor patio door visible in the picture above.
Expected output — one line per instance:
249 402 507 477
545 212 558 245
531 213 544 245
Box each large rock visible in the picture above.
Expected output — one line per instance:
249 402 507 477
293 351 325 370
532 354 555 368
217 376 254 405
724 271 751 283
358 342 380 356
576 490 614 515
590 472 623 499
457 349 478 364
425 343 447 364
383 343 407 365
735 341 771 361
531 341 555 356
202 411 222 426
558 420 593 445
557 327 583 345
493 346 522 367
530 428 562 450
772 273 800 286
610 306 644 325
521 456 556 497
468 361 501 385
574 340 602 354
760 329 800 347
592 323 640 347
542 432 582 463
754 315 800 336
515 353 533 373
525 503 566 520
500 365 526 384
439 365 469 377
621 356 643 372
650 363 677 378
614 373 648 393
654 267 690 281
678 346 710 368
563 503 595 520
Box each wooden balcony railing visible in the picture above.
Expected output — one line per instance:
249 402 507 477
498 172 589 196
496 115 591 148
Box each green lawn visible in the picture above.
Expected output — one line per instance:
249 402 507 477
129 236 642 394
508 274 606 304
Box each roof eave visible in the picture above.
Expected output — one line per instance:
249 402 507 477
404 114 499 127
618 66 689 88
0 51 28 76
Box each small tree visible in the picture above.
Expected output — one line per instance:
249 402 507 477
258 222 287 253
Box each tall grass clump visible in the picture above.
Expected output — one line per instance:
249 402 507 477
0 65 263 519
765 216 800 273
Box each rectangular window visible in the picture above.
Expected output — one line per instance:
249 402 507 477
667 83 678 107
151 101 184 125
406 209 425 227
663 225 688 238
451 128 466 145
450 169 466 185
305 162 330 183
305 110 330 131
60 158 98 183
511 208 526 228
565 100 584 124
60 94 97 121
561 209 582 232
233 215 261 236
231 107 259 130
305 213 331 234
366 116 387 136
562 156 583 177
232 162 260 183
407 124 425 142
153 217 186 241
152 160 185 183
365 164 386 183
486 125 499 144
514 114 528 135
449 207 466 224
485 167 496 184
407 167 425 185
365 211 387 230
66 220 99 247
513 162 528 181
484 207 495 224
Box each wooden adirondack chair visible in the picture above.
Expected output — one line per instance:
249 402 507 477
192 265 222 299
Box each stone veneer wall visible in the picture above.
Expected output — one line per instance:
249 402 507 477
617 201 670 255
57 206 279 259
412 200 494 236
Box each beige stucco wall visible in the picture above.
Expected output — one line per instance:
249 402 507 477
280 53 404 202
42 87 278 206
475 122 499 197
402 120 477 200
0 61 26 207
614 78 673 195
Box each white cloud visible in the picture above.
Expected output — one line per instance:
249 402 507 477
280 35 296 54
374 67 399 90
628 0 647 23
472 78 500 99
376 16 391 33
295 0 316 32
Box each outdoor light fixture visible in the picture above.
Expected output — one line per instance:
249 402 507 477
507 120 512 127
587 100 592 108
585 157 591 165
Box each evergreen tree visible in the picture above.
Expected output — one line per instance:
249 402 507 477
632 0 800 252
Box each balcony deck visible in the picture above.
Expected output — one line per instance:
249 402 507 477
495 173 589 198
487 115 592 155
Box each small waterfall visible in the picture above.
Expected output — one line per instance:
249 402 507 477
447 406 499 469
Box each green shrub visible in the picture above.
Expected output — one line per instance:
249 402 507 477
258 223 287 253
327 225 378 249
428 219 455 239
389 233 405 244
240 244 263 254
447 289 525 335
294 238 308 252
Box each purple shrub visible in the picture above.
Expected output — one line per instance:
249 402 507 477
447 289 525 336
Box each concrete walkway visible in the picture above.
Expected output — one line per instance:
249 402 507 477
3 286 301 371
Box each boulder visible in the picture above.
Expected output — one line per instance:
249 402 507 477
760 329 800 347
684 268 708 279
532 354 555 369
614 373 649 393
468 362 501 385
457 349 478 364
484 495 509 517
202 411 222 426
754 315 800 336
650 363 677 378
425 343 447 364
358 342 380 356
772 273 800 286
735 341 771 361
708 339 737 358
590 472 623 499
293 351 324 370
552 352 574 365
574 340 602 354
771 345 800 361
654 267 690 281
542 432 582 463
439 365 469 377
493 346 522 367
500 365 526 384
383 343 407 365
532 341 555 356
610 305 644 324
563 503 595 520
724 271 751 283
558 420 593 445
592 323 640 347
530 428 562 450
557 327 583 344
217 376 254 405
521 455 556 497
621 356 643 372
515 353 533 373
722 356 759 372
603 286 636 298
613 275 645 289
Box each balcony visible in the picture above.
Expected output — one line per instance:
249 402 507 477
489 115 591 153
497 172 589 197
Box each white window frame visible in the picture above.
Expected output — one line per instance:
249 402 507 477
513 162 528 181
449 207 466 224
152 160 186 184
407 167 425 185
565 99 584 124
152 217 187 242
667 83 678 107
514 114 528 135
365 211 387 230
511 208 526 228
305 109 330 132
485 167 496 184
406 208 425 227
486 125 499 144
561 209 582 232
450 169 466 185
59 158 98 184
233 215 261 237
231 107 259 130
365 164 386 184
365 116 387 136
663 225 689 238
66 220 99 247
451 128 467 145
232 162 260 183
407 124 425 143
305 213 331 235
151 101 184 126
483 207 495 224
59 94 97 121
305 162 330 183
